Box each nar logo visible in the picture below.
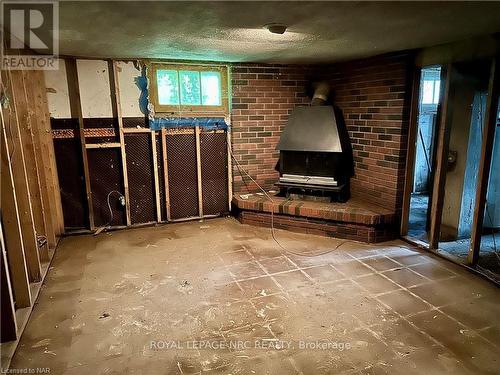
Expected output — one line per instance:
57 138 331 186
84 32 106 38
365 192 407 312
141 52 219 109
1 1 59 70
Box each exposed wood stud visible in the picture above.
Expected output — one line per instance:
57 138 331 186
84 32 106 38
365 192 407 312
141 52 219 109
19 70 49 259
38 71 64 235
109 61 131 226
151 131 161 222
161 129 171 221
195 126 204 218
429 64 453 249
85 142 121 149
0 120 31 308
400 67 422 236
66 59 95 230
25 71 57 251
28 70 64 239
122 128 151 133
468 58 499 265
3 70 41 282
165 128 196 135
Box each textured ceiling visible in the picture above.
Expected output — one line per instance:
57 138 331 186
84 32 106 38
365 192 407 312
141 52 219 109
55 1 500 63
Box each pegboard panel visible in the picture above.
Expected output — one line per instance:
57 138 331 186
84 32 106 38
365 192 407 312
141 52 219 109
166 129 199 219
156 132 167 220
53 136 88 229
51 118 79 130
83 117 117 129
124 133 156 224
87 148 126 227
200 131 229 215
82 118 118 143
123 117 148 128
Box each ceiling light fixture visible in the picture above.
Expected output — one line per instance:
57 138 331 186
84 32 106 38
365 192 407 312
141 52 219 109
264 23 287 35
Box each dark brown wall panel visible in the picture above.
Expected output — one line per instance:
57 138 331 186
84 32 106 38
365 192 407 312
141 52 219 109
53 136 88 229
200 131 229 215
87 148 126 227
124 133 156 224
166 131 199 219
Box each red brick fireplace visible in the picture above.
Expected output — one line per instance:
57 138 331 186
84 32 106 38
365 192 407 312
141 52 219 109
230 52 413 242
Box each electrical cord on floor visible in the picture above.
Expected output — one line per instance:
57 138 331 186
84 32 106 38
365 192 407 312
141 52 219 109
228 144 379 257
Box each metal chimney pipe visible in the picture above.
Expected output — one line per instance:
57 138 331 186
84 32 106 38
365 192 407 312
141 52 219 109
311 81 330 106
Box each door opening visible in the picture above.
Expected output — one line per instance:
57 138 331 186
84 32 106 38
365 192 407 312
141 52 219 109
407 66 441 242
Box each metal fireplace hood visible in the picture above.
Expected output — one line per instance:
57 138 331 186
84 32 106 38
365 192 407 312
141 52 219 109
277 106 343 153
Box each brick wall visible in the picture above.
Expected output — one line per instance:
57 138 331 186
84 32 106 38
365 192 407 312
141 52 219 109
323 53 414 212
230 64 312 193
229 53 414 214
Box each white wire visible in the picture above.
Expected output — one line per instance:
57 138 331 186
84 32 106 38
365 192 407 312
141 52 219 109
105 190 124 227
228 142 368 257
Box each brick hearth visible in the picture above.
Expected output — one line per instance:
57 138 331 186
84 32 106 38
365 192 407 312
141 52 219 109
232 194 398 243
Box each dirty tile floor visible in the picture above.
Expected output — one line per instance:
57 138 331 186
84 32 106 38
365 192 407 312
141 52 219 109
10 218 500 374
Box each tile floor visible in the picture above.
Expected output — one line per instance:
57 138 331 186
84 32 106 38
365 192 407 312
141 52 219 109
8 217 500 374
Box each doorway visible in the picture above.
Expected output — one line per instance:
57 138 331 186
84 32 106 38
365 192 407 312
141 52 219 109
407 66 441 242
403 57 500 282
436 60 491 260
477 100 500 281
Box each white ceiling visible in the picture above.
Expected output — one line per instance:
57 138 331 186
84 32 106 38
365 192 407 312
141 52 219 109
55 1 500 64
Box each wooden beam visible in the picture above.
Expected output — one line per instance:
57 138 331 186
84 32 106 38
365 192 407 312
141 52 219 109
195 126 203 217
25 71 56 250
109 61 131 226
161 128 171 221
226 128 233 211
2 70 41 282
19 70 48 260
38 71 64 234
165 128 195 135
0 117 31 308
151 131 162 222
66 58 95 230
122 127 151 133
400 67 422 236
85 142 121 149
0 218 18 342
468 58 500 265
429 64 453 249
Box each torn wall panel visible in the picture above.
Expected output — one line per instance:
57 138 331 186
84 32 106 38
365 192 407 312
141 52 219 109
76 59 113 118
44 59 71 118
116 61 145 118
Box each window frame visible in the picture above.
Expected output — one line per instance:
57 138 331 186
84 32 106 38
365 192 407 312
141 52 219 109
148 63 229 116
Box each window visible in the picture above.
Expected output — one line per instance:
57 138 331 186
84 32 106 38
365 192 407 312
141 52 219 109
421 68 441 105
150 64 228 114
